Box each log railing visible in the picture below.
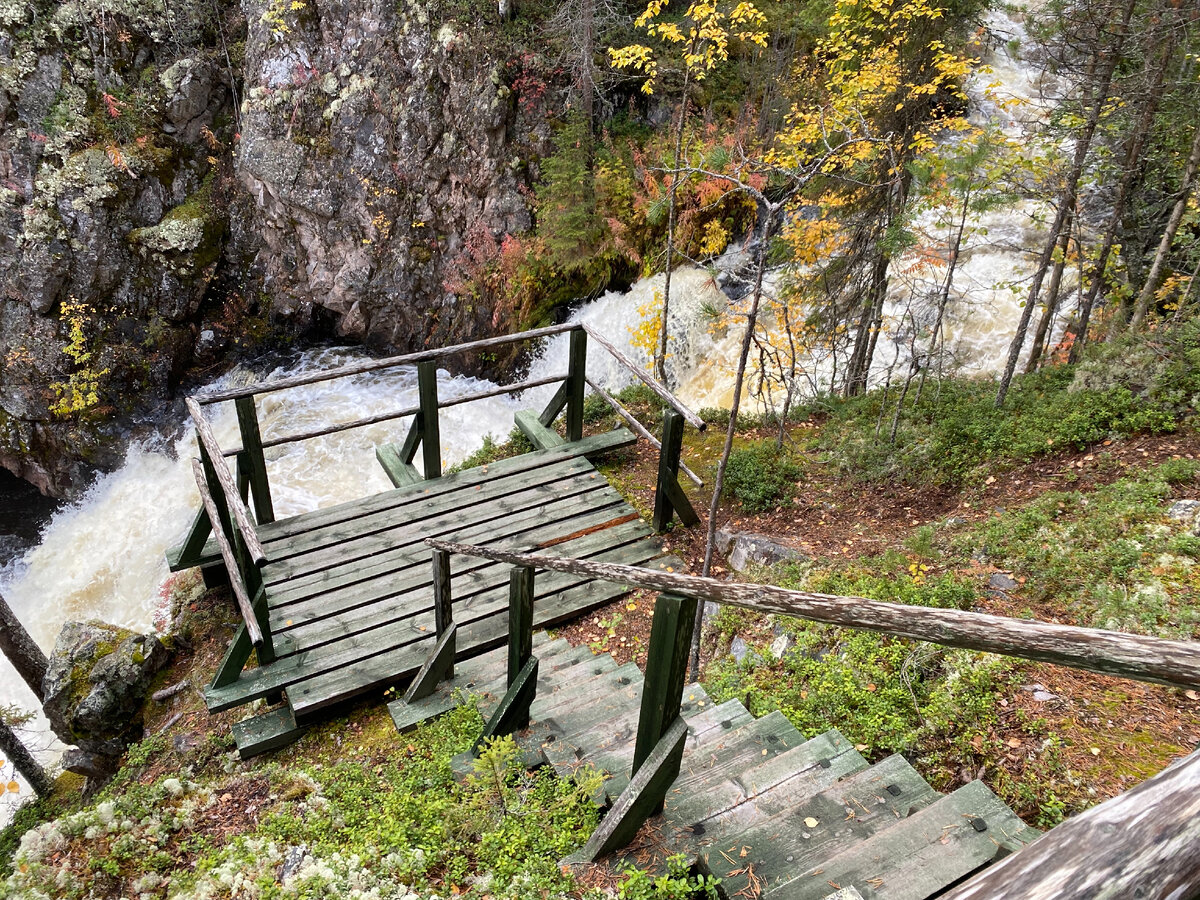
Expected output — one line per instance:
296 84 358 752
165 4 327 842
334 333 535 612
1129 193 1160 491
426 537 1200 867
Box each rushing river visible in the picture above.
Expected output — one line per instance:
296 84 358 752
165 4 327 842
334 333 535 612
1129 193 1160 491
0 5 1060 815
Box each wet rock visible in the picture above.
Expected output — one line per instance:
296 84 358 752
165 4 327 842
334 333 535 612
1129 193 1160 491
716 530 809 572
60 747 120 780
42 620 171 759
989 572 1019 591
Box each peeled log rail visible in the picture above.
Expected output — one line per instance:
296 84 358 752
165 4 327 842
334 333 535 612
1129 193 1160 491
425 540 1200 690
584 377 704 487
942 748 1200 900
581 325 706 431
197 323 580 404
186 398 267 566
191 460 265 647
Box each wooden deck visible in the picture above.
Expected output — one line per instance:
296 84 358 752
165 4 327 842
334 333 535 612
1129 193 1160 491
188 427 675 751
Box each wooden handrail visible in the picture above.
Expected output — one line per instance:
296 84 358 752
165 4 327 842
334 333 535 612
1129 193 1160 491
216 374 569 457
942 748 1200 899
197 323 581 404
585 376 704 487
424 540 1200 690
191 460 264 646
186 399 267 565
582 324 706 431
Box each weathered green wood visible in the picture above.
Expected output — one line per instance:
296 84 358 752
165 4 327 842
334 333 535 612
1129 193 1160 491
263 459 605 572
572 716 689 862
200 446 236 557
653 410 698 532
418 360 441 479
268 495 640 624
207 539 658 714
398 414 423 465
475 656 539 753
286 571 648 717
231 705 300 758
565 328 587 443
271 524 656 664
432 548 452 637
773 780 1037 900
235 452 251 505
633 592 698 782
515 410 566 450
235 396 275 524
210 624 254 690
173 430 636 569
169 505 214 570
250 584 275 664
508 565 535 690
376 444 422 487
538 380 570 428
402 623 457 703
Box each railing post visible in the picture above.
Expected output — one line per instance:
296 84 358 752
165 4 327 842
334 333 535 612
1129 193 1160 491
653 410 699 533
632 591 697 780
475 564 539 752
565 328 587 443
417 360 441 479
433 548 454 680
235 396 274 524
399 548 457 704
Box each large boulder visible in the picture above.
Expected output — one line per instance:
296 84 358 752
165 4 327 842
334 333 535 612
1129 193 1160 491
42 620 170 763
716 530 809 573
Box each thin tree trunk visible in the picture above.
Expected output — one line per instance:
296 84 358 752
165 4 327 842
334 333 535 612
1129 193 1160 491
655 68 692 385
1074 35 1174 350
995 0 1135 405
1130 120 1200 329
1025 220 1074 372
1172 254 1200 323
0 719 52 797
688 201 776 680
0 592 48 702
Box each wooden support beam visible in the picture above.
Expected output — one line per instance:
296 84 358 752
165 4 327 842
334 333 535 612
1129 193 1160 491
170 505 213 570
433 548 453 637
417 359 441 480
565 328 587 443
210 623 253 690
633 593 697 784
652 410 699 532
515 410 566 450
538 380 570 428
508 565 534 690
376 444 422 487
402 624 458 703
235 396 275 524
943 748 1200 900
474 656 539 754
425 540 1200 690
571 716 689 862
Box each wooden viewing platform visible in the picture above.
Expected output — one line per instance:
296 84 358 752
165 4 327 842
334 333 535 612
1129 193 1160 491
167 324 703 755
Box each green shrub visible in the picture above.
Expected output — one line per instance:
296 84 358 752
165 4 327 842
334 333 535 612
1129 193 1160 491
722 440 802 511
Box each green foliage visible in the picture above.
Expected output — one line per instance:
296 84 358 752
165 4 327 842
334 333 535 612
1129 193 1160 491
961 461 1200 636
449 428 535 473
820 330 1193 485
49 298 110 420
537 114 606 274
722 440 802 511
704 560 1002 754
617 853 721 899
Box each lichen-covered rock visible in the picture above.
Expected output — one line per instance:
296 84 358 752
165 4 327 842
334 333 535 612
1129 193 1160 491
42 620 170 759
716 530 810 573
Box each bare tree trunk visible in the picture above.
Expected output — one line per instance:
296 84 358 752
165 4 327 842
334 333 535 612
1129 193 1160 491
995 0 1135 405
0 718 52 797
654 68 692 386
1074 35 1174 349
688 201 777 680
0 592 47 702
1025 220 1074 372
1130 120 1200 329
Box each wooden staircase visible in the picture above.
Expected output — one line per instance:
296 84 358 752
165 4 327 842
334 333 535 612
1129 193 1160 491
391 634 1039 900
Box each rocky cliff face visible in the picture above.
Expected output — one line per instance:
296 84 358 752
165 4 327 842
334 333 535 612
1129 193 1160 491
0 0 552 495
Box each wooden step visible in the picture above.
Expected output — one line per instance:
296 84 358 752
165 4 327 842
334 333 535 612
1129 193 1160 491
232 705 303 758
767 779 1039 900
671 711 806 795
703 754 940 898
